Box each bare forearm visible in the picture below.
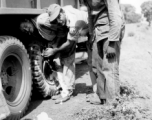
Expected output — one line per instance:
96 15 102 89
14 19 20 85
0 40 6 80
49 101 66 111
55 40 76 53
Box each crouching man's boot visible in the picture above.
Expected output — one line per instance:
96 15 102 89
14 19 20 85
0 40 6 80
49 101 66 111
55 90 73 104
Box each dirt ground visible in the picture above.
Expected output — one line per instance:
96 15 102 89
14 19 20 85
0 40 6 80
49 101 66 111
22 23 152 120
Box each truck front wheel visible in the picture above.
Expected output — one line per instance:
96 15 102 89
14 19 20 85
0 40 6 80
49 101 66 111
0 36 32 120
28 42 58 98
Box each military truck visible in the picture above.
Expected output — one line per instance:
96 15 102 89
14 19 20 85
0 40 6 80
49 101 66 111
0 0 87 120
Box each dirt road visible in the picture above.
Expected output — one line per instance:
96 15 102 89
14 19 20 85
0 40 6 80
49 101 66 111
22 61 95 120
22 23 152 120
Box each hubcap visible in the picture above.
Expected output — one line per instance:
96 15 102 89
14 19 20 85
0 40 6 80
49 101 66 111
1 54 22 105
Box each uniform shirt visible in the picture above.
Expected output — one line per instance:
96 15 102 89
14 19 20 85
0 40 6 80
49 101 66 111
62 5 88 42
36 13 67 41
86 0 124 42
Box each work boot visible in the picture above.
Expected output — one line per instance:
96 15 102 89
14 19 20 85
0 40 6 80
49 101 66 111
89 93 106 105
51 94 62 100
90 98 106 105
55 95 71 104
55 90 73 104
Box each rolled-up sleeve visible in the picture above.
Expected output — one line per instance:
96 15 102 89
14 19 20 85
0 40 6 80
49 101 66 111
67 27 79 42
106 0 122 41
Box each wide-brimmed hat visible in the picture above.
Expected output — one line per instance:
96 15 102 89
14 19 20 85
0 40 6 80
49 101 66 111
47 4 61 22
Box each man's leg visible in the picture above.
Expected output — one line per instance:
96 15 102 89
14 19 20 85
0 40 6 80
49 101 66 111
61 53 75 97
96 39 121 104
95 24 125 103
92 39 107 99
55 53 75 104
88 38 107 104
86 40 97 93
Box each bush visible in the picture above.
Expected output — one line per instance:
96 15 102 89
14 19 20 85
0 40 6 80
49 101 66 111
127 13 141 23
71 83 146 120
121 4 142 24
141 1 152 26
128 32 135 37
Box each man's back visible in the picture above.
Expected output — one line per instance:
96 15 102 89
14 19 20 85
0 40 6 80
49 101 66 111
36 13 57 41
63 5 88 29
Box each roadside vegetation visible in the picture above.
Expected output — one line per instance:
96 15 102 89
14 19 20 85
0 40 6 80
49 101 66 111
71 81 151 120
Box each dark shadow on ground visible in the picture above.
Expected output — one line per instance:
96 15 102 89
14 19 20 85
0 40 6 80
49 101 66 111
76 60 89 79
73 83 93 97
23 89 44 117
74 60 93 96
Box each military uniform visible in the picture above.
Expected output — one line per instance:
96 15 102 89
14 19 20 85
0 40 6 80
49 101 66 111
84 0 125 104
36 6 89 100
58 5 88 97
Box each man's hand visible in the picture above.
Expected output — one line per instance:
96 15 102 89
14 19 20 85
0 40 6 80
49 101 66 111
106 41 116 58
43 48 58 57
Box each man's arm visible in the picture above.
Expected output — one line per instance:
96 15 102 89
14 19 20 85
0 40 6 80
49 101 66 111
43 39 76 57
105 0 123 58
55 39 76 53
105 0 122 42
44 26 78 57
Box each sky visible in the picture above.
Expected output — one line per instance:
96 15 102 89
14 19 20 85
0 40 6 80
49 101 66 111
120 0 152 13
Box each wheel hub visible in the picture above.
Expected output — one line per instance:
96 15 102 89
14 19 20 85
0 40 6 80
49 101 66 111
1 55 22 103
43 60 58 85
1 63 17 102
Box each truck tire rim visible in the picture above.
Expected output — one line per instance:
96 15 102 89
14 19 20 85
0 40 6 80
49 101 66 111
1 54 24 106
42 60 57 85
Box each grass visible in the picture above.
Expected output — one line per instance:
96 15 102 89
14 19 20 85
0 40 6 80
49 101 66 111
71 82 148 120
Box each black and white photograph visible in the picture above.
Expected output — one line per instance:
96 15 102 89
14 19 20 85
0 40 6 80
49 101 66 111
0 0 152 120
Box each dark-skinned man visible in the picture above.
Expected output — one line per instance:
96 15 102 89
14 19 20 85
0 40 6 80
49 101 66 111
43 4 89 104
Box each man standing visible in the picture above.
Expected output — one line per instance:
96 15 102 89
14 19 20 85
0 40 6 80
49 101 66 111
83 0 125 104
43 4 89 104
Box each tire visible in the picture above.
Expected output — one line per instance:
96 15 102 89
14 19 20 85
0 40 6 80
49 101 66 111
28 42 58 98
0 36 32 120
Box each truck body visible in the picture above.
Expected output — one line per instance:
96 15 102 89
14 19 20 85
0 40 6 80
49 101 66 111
0 0 87 120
